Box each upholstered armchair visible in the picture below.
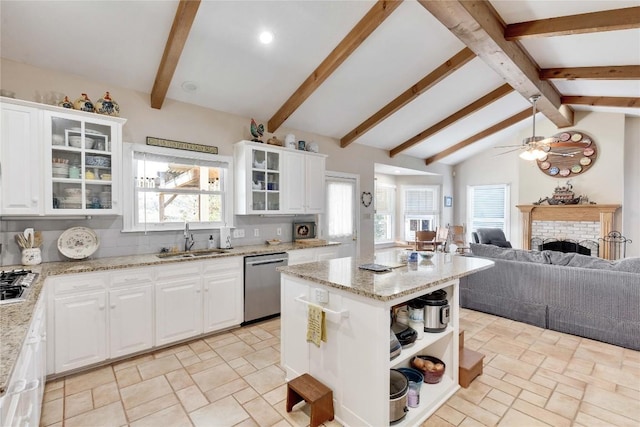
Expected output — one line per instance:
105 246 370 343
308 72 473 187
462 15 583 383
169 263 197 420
474 228 512 248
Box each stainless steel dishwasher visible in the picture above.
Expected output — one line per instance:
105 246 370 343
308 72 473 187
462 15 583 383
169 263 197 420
244 252 288 324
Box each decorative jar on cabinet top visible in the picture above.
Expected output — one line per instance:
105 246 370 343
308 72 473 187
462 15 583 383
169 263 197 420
74 93 94 112
95 91 120 116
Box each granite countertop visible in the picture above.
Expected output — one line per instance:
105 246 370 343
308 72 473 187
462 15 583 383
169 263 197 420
0 240 338 395
278 249 494 302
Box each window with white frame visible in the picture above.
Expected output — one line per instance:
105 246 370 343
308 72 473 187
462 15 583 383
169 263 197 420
403 186 439 241
122 143 233 232
467 184 510 238
374 183 395 243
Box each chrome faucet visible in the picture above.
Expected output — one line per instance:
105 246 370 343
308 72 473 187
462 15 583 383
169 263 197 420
184 223 195 252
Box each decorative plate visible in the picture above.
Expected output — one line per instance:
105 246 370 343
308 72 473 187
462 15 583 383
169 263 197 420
57 227 99 259
583 147 595 156
559 168 571 177
571 133 583 142
540 161 551 170
549 166 559 175
580 157 592 166
559 132 571 141
571 165 582 173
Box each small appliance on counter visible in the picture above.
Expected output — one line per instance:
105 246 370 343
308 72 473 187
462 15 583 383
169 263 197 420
419 290 450 332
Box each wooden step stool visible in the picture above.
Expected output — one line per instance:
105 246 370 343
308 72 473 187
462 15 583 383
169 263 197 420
286 374 334 427
459 330 485 388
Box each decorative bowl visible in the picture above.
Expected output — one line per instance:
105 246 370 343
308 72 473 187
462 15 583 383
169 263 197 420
417 251 435 259
411 355 446 384
68 136 82 148
86 155 111 167
52 134 65 145
266 239 281 246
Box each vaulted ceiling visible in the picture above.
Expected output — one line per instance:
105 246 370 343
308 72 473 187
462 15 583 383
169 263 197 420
2 0 639 166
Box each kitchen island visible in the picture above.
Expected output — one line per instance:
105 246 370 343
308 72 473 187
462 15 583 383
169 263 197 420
278 250 493 426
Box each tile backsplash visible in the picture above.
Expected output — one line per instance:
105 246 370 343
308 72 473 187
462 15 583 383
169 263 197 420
0 214 316 267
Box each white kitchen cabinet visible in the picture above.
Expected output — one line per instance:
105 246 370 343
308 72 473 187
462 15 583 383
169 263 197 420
0 101 42 215
48 272 108 373
234 141 283 214
155 264 203 346
109 268 154 358
282 150 326 214
0 295 46 427
202 257 243 333
54 291 108 373
234 140 326 215
43 110 124 215
0 97 125 217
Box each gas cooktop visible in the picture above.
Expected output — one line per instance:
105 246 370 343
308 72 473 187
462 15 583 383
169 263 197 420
0 269 38 305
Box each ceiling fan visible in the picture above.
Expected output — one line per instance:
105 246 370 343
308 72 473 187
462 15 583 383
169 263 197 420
495 95 579 160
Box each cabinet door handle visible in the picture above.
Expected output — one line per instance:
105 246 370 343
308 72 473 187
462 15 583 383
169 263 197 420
196 289 201 294
98 304 105 310
110 304 116 309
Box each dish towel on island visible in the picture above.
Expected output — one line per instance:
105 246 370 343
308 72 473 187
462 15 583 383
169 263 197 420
306 303 327 347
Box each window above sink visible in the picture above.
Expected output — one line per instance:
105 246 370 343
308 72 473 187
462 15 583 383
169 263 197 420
122 143 234 232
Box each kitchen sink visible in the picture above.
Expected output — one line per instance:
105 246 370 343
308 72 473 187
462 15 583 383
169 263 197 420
157 248 229 259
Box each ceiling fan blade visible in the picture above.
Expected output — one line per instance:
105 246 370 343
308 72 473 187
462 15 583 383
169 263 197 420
494 147 523 156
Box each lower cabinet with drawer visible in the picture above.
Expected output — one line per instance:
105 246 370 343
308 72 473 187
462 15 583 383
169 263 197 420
47 256 244 375
49 272 109 373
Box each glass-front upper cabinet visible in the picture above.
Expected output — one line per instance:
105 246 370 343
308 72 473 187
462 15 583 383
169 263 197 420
43 110 125 215
234 141 282 214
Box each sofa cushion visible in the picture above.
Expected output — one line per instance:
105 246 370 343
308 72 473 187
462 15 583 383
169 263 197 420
544 251 620 270
470 244 547 263
614 257 640 274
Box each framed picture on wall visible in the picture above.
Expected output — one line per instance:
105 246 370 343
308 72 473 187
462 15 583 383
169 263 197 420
444 196 453 207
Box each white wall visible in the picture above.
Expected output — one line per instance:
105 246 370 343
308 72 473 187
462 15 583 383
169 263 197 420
455 110 637 255
0 58 453 263
624 117 640 257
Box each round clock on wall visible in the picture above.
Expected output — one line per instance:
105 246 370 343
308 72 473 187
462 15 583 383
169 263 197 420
537 130 597 177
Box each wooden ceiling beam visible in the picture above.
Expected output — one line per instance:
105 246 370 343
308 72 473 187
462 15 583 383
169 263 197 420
390 83 513 157
267 0 402 133
418 0 574 129
150 0 201 109
340 47 475 148
424 108 530 165
561 96 640 108
540 65 640 80
505 6 640 40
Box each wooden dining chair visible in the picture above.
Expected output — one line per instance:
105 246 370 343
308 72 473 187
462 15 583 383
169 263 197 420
435 227 450 251
415 230 437 251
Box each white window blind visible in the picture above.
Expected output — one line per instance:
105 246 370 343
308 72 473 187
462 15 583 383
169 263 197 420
468 184 510 235
402 186 439 241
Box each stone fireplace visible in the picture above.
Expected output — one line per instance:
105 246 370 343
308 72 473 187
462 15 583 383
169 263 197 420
516 204 621 259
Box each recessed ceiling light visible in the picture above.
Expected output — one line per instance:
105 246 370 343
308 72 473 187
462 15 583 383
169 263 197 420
259 31 274 45
181 81 198 93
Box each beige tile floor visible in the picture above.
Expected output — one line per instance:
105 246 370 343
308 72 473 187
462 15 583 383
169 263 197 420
40 309 639 427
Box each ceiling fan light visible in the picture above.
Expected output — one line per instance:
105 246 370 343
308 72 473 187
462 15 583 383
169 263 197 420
532 148 546 160
519 150 538 161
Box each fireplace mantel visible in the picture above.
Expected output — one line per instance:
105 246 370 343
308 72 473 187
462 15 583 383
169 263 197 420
516 204 621 259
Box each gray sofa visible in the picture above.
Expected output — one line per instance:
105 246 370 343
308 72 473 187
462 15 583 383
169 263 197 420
460 244 640 350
